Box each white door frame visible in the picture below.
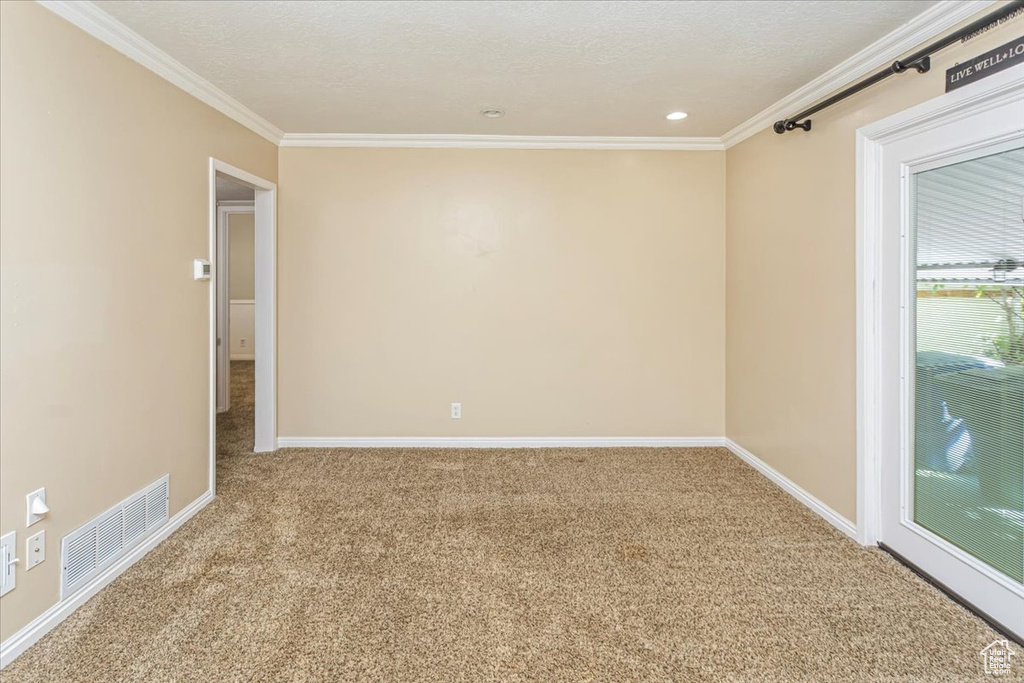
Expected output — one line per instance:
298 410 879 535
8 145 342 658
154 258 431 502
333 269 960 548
216 201 255 413
856 67 1024 639
856 65 1024 547
208 159 277 489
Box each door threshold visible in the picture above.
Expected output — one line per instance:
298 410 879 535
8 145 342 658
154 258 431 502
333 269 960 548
879 542 1023 647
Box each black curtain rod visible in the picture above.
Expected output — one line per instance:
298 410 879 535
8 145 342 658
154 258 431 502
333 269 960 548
773 0 1024 134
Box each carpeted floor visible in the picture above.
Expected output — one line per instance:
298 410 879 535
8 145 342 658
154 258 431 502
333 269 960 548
4 361 1019 682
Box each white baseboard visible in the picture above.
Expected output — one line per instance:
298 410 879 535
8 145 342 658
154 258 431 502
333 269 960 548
724 438 858 541
277 436 727 449
229 354 255 361
0 489 215 669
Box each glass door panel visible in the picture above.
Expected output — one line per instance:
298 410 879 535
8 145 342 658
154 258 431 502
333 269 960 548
912 146 1024 584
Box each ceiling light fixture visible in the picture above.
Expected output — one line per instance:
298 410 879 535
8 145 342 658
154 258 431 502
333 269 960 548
666 111 688 121
481 109 505 118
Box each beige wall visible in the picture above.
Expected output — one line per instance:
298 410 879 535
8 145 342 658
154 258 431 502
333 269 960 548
725 8 1024 523
279 148 726 438
229 213 256 300
0 2 277 641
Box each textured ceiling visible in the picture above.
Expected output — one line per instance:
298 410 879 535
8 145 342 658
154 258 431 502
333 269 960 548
95 0 938 137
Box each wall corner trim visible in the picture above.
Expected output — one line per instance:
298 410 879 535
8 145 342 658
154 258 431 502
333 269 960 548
278 134 726 150
724 438 859 541
0 489 215 669
720 0 998 149
36 0 284 145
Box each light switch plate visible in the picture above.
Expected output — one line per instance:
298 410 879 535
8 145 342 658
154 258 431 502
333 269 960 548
0 531 16 597
193 258 211 281
26 530 45 570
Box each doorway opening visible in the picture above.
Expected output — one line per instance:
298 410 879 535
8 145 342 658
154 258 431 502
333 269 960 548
216 178 255 413
208 159 277 493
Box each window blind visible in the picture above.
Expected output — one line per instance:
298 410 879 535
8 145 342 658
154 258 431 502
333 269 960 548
912 145 1024 584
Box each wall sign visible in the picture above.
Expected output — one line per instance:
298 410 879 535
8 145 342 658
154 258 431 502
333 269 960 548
946 36 1024 92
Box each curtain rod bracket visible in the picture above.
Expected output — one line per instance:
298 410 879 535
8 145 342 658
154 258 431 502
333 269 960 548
773 119 812 134
893 55 931 75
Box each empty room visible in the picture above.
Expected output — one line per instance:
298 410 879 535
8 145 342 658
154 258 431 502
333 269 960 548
1 0 1023 680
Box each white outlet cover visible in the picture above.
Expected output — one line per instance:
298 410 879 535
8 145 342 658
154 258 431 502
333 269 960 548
451 403 462 419
26 530 45 570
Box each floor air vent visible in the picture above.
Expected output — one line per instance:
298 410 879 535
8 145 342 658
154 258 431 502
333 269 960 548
60 475 169 599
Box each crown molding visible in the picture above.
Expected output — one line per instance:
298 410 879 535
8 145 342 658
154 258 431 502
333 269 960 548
37 0 995 152
37 0 285 145
279 133 725 151
720 0 998 149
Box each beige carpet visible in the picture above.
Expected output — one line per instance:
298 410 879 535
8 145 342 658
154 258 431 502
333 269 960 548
4 361 1018 682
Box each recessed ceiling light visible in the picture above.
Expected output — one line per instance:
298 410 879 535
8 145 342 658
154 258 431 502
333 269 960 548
481 109 505 118
666 111 688 121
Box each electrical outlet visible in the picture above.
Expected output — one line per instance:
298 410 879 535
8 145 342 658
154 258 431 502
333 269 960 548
451 402 462 419
26 530 45 570
0 531 17 597
240 338 247 348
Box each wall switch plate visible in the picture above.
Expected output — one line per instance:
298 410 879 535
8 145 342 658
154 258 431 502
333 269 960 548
26 488 49 527
193 258 211 281
451 403 462 419
0 531 17 597
26 530 45 570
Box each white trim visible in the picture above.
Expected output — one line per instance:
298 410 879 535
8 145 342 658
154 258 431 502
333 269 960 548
857 65 1024 142
229 354 256 361
720 0 997 149
279 134 725 150
724 439 859 541
217 200 256 208
229 298 256 305
36 1 283 144
208 163 219 481
209 160 277 456
277 436 726 449
252 181 276 453
855 65 1024 547
855 124 883 546
0 489 214 669
217 206 256 218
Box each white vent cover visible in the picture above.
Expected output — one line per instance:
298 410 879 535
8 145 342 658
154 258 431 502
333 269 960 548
60 475 169 599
